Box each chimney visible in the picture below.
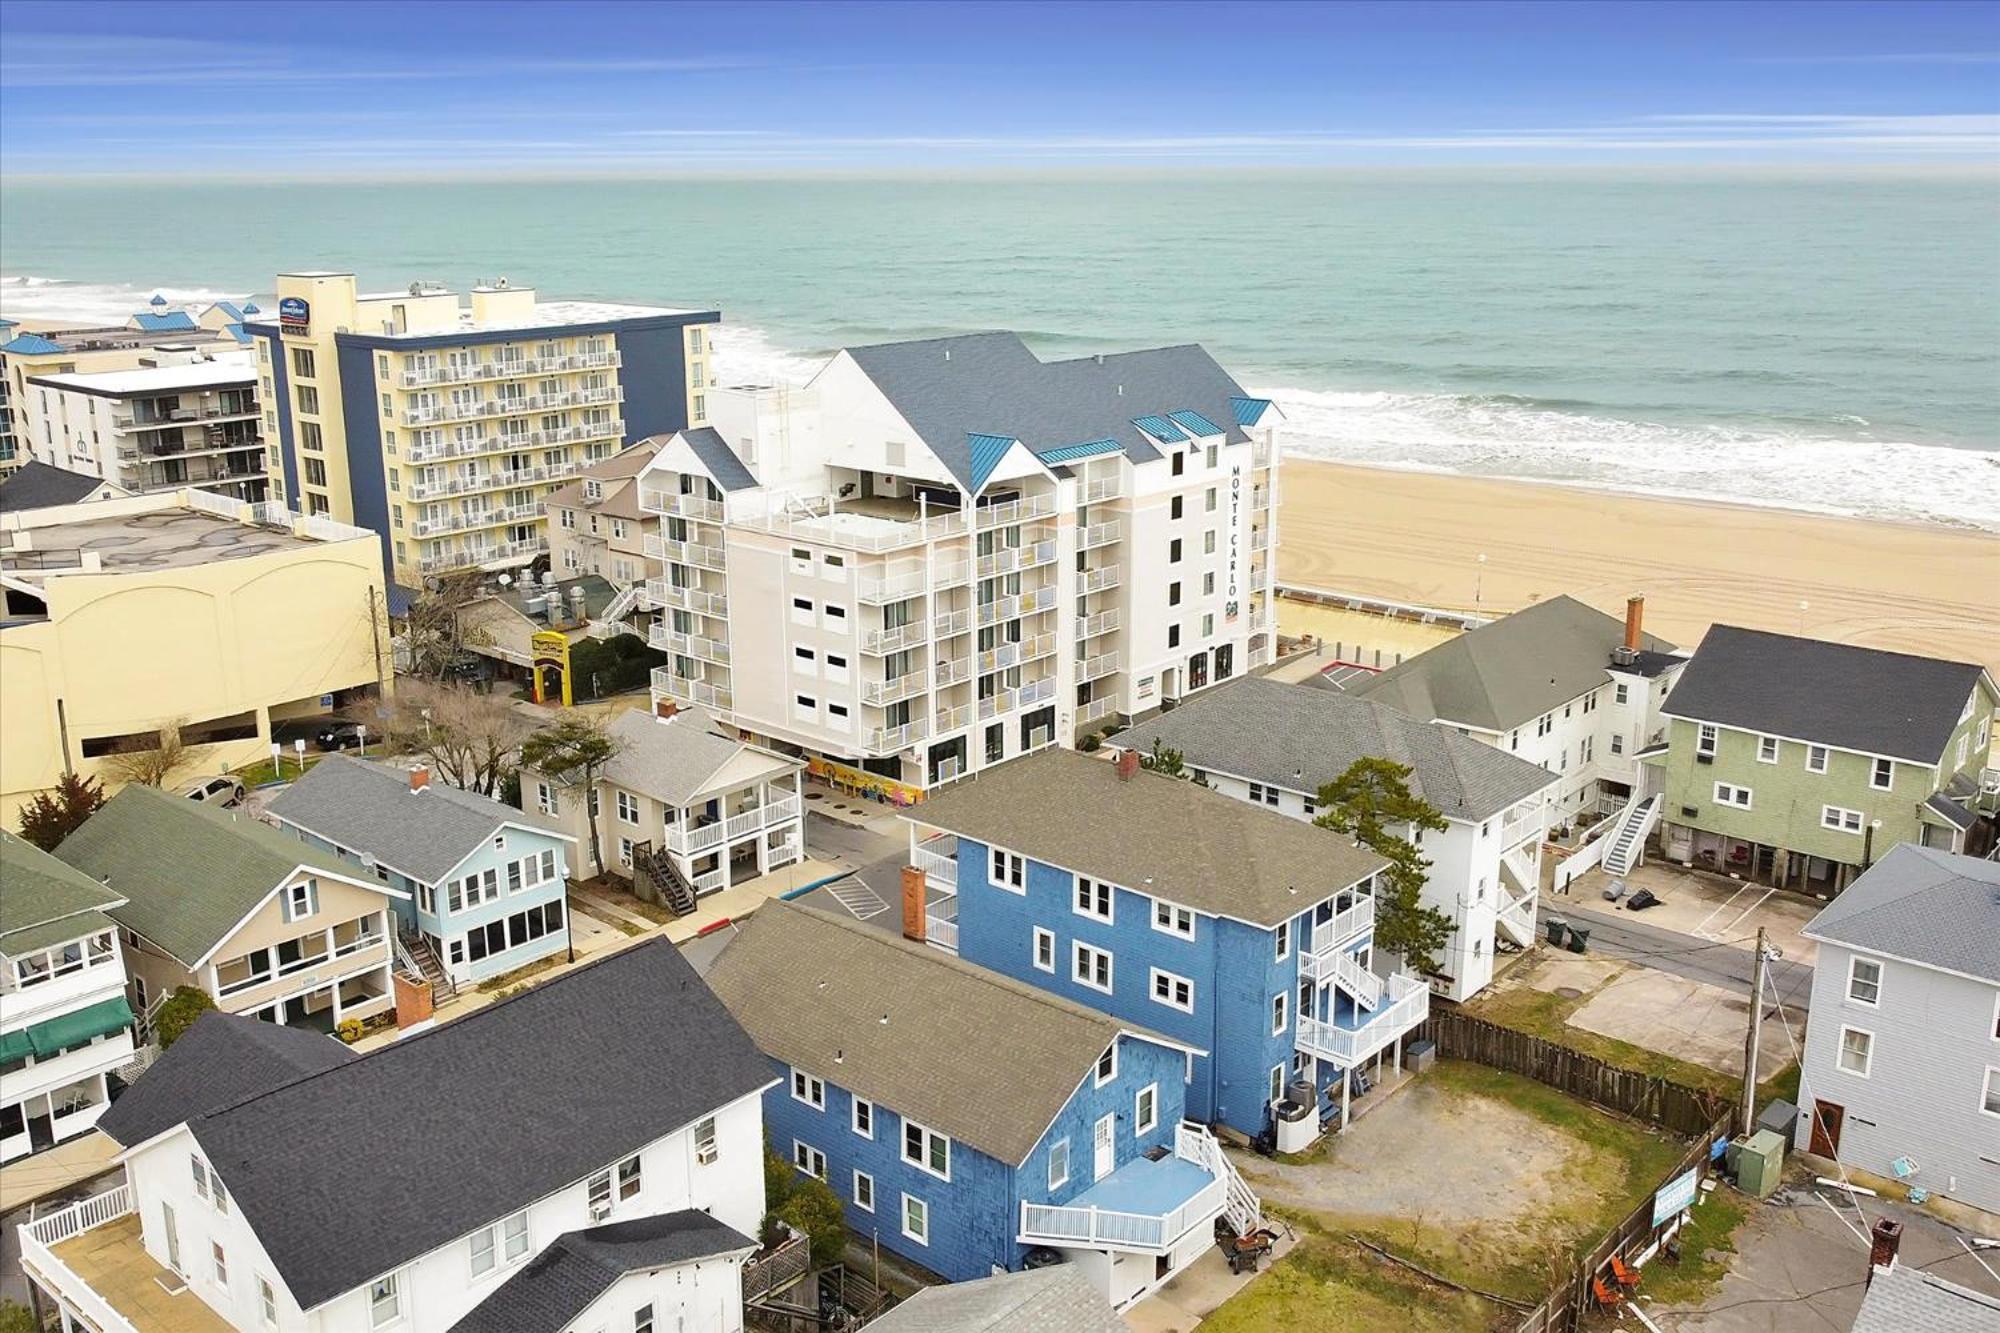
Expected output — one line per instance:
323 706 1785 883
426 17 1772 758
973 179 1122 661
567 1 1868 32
1115 749 1140 781
409 766 430 794
1866 1217 1903 1286
1624 595 1645 652
655 698 679 719
901 866 927 943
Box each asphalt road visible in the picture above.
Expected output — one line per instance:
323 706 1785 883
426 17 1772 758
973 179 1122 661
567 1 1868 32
1555 902 1816 1013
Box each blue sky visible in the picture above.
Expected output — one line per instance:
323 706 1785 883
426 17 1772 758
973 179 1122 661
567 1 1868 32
3 0 1996 175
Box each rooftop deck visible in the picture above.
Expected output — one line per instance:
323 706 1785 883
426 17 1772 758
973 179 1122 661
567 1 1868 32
1018 1125 1231 1254
24 1201 233 1333
1067 1152 1214 1218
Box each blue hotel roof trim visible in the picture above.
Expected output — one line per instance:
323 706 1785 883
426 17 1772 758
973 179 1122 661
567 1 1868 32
1230 396 1273 427
1034 438 1123 465
965 432 1020 495
1130 414 1190 443
1 333 65 355
131 311 197 333
1168 409 1224 438
245 310 721 354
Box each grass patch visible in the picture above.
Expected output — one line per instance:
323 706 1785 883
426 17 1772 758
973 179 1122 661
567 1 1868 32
233 751 329 787
1640 1186 1750 1306
1464 966 1737 1098
1203 1231 1501 1333
475 953 567 994
572 876 679 925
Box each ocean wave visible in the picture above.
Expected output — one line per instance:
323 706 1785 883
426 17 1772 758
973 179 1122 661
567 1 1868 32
0 273 251 325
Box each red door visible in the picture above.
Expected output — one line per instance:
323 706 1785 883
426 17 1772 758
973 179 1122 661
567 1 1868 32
1809 1099 1844 1157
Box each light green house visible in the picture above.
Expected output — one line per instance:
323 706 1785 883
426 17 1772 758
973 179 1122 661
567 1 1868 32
1649 626 1996 895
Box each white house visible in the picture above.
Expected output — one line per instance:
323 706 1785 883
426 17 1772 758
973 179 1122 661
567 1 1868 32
1108 675 1559 1002
17 938 777 1333
0 830 137 1164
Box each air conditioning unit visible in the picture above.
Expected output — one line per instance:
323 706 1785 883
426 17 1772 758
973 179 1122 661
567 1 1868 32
1696 753 1714 765
1680 806 1699 819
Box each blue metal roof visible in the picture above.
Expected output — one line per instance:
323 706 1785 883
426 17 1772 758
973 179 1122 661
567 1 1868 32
1034 439 1122 465
1168 410 1223 438
224 323 252 345
242 302 261 314
965 432 1019 494
0 318 16 329
1 333 65 355
1130 414 1189 443
209 301 246 323
131 311 197 333
1230 396 1273 427
148 293 168 307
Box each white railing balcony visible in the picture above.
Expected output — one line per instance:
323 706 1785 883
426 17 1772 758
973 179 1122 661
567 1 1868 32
934 655 973 688
979 635 1053 674
1080 475 1122 503
691 866 728 895
1250 529 1270 553
977 689 1016 720
1017 1127 1227 1255
975 494 1057 528
863 671 929 707
1252 441 1273 468
736 502 969 554
1078 651 1121 683
651 668 733 714
1074 609 1121 640
975 539 1058 579
1078 565 1122 595
643 582 729 619
648 624 732 664
912 836 958 886
1078 519 1122 550
933 703 974 733
1019 675 1057 707
1295 973 1429 1070
861 620 932 655
1305 896 1374 965
667 794 801 855
924 916 959 954
934 609 972 639
856 567 930 604
18 1186 142 1333
1077 696 1118 726
863 719 929 752
1498 809 1546 851
1325 945 1384 1010
652 535 727 572
639 490 726 523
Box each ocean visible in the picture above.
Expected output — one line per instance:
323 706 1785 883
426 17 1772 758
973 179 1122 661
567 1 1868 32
4 172 1996 530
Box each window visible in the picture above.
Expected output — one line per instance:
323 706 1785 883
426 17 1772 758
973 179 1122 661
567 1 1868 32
282 878 318 922
192 1152 209 1199
1268 1064 1285 1106
1096 1043 1118 1087
989 847 1024 892
1048 1138 1070 1190
369 1275 400 1328
1247 781 1279 807
1135 1083 1158 1134
1274 920 1291 961
1984 1068 2000 1119
1151 967 1194 1012
536 782 559 816
1871 757 1893 790
852 1098 874 1139
1033 927 1055 973
470 1227 496 1277
213 1241 229 1288
854 1170 876 1212
617 1154 642 1200
1847 956 1882 1006
694 1116 719 1165
502 1212 529 1262
1168 581 1182 606
1614 682 1630 704
1837 1026 1873 1078
901 1194 930 1245
1073 942 1113 994
258 1277 278 1328
1074 876 1113 923
792 1067 825 1109
1610 735 1625 755
290 347 315 379
1152 899 1194 940
588 1169 613 1218
1807 745 1829 773
1696 723 1717 756
616 791 638 824
792 1141 827 1179
296 385 320 415
1170 495 1184 519
1713 782 1753 809
903 1120 951 1180
1757 736 1779 763
1822 805 1864 834
1271 991 1289 1036
634 1304 654 1333
1168 538 1182 564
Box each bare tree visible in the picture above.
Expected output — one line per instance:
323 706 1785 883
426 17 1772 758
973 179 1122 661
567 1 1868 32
520 712 627 879
399 573 494 681
374 680 531 797
100 717 194 789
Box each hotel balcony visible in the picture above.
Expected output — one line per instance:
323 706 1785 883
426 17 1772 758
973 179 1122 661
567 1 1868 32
863 668 930 707
647 534 727 572
977 633 1055 674
854 560 971 604
975 675 1057 722
410 501 540 538
1251 440 1273 468
638 489 726 523
1249 529 1270 554
1078 519 1123 551
860 619 932 655
976 584 1057 628
406 460 580 500
1296 972 1429 1071
933 702 975 733
1078 565 1121 595
863 718 930 752
406 425 616 465
399 349 622 387
665 791 801 856
419 536 547 575
643 581 729 619
974 493 1057 529
648 624 731 664
1017 1124 1232 1255
1077 651 1122 684
1074 609 1120 640
400 385 622 428
651 668 733 715
111 403 258 432
20 1186 232 1333
1080 475 1121 504
1077 695 1119 727
974 536 1057 578
735 496 969 554
933 654 974 689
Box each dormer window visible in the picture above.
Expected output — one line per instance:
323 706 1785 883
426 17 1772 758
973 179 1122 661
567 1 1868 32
584 479 603 502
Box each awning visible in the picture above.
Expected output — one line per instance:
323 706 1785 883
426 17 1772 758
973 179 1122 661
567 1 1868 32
0 1027 32 1064
25 995 135 1058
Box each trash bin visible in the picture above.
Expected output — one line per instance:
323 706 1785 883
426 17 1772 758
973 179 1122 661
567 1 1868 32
1566 923 1591 953
1545 917 1569 948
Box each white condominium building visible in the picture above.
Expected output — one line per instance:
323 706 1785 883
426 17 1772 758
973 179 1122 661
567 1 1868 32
636 332 1281 792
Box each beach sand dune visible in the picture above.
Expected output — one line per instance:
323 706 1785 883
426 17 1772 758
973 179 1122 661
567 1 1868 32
1278 462 2000 674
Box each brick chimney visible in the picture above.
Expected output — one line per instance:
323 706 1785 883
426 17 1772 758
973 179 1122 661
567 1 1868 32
901 866 927 943
409 765 430 794
1116 748 1140 781
1624 595 1645 652
655 698 679 719
1866 1217 1903 1286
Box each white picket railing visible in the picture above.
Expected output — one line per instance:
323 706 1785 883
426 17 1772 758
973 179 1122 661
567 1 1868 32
1295 973 1429 1069
1324 945 1384 1011
923 915 958 954
17 1186 141 1333
666 795 801 855
1300 897 1375 983
1017 1124 1237 1253
912 837 958 886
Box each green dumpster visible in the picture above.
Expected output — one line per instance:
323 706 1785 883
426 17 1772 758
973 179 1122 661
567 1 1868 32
1566 924 1591 953
1545 917 1569 948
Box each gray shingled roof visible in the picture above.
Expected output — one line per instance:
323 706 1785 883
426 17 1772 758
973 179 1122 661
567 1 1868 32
866 1266 1124 1333
907 750 1386 927
843 333 1250 492
1346 595 1678 733
596 709 799 809
0 460 115 512
1851 1263 2000 1333
97 1011 354 1149
1107 676 1556 823
0 829 125 956
1663 625 1987 764
267 754 554 885
676 426 759 491
706 901 1172 1165
55 783 368 966
188 938 773 1311
1803 845 2000 984
450 1211 757 1333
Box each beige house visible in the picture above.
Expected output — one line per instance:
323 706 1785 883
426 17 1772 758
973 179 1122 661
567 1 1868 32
55 783 406 1034
547 439 661 601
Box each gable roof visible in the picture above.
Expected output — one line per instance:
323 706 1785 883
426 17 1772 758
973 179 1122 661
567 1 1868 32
1346 595 1679 733
1851 1262 2000 1333
450 1211 756 1333
1663 624 1986 763
130 311 198 333
0 460 115 513
1802 844 2000 985
1 332 65 355
707 901 1178 1165
544 440 663 517
908 750 1386 926
1108 676 1556 823
866 1265 1124 1333
97 1011 354 1150
0 829 126 957
54 783 368 966
594 708 800 809
840 332 1251 493
187 938 772 1311
268 755 562 885
678 426 758 491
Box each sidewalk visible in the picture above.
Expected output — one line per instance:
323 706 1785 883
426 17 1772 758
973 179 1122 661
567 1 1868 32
0 1132 120 1214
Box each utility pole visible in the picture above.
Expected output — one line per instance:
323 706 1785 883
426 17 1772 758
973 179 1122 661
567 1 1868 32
367 586 388 694
1741 926 1768 1136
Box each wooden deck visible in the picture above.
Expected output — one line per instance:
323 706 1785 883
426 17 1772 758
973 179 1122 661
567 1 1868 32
51 1215 234 1333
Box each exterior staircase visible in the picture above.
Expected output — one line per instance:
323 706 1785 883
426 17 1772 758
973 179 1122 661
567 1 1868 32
1181 1123 1264 1239
397 931 455 1000
586 582 644 640
1495 854 1538 949
1602 793 1662 877
1327 946 1383 1011
633 841 698 917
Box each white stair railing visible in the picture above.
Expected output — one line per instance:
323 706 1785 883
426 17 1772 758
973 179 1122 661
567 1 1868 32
1603 794 1661 877
1327 946 1383 1011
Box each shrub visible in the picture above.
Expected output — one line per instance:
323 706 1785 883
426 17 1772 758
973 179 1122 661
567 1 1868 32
154 986 216 1050
0 1299 37 1333
1079 734 1102 752
336 1018 365 1044
776 1170 850 1269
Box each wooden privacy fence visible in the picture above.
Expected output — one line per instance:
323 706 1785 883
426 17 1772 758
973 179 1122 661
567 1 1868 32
1416 1010 1730 1139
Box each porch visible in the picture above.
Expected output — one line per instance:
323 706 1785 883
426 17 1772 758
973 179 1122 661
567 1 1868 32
1296 972 1430 1072
20 1187 232 1333
1018 1126 1237 1254
1660 824 1854 895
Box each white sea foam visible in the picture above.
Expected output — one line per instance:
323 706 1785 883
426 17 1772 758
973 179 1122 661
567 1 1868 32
0 273 250 326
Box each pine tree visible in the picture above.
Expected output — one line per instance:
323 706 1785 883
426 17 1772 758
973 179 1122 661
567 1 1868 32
1313 756 1455 976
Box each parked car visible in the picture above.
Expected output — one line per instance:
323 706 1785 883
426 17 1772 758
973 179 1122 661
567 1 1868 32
179 775 246 807
315 721 366 752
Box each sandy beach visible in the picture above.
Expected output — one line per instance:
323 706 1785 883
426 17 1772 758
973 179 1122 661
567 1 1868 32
1277 461 2000 673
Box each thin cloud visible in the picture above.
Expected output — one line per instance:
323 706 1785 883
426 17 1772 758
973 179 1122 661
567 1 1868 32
1741 52 2000 65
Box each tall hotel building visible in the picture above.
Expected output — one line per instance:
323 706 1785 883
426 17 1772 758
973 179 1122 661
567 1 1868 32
637 332 1281 792
245 274 716 593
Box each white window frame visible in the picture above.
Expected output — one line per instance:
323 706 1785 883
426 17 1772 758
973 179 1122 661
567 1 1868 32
1846 955 1882 1007
901 1193 930 1246
469 1225 496 1278
212 1241 229 1289
694 1116 719 1165
1134 1082 1158 1135
853 1170 875 1213
502 1212 529 1263
1836 1024 1874 1079
791 1140 827 1180
1151 899 1194 941
257 1277 278 1328
1757 735 1779 764
989 847 1025 893
1073 875 1113 924
1267 1063 1284 1106
1713 782 1752 809
902 1118 952 1182
616 791 639 825
1696 723 1717 756
1807 744 1829 773
1272 991 1289 1036
368 1274 401 1329
1095 1043 1118 1088
1048 1137 1070 1191
1150 967 1194 1013
791 1066 825 1109
1073 942 1113 994
282 878 318 923
1982 1067 2000 1120
852 1098 874 1140
1870 757 1894 790
1274 919 1291 961
1822 805 1864 834
1032 927 1055 973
